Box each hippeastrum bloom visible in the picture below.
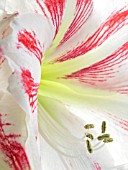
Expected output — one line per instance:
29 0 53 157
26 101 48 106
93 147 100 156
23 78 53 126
0 0 128 169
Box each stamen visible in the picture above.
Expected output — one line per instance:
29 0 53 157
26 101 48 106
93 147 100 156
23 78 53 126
84 124 94 129
101 121 106 133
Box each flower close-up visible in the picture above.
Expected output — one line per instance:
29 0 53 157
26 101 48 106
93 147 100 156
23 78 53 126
0 0 128 170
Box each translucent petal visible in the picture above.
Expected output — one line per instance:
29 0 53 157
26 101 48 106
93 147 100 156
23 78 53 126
40 136 94 170
38 97 94 169
38 96 86 156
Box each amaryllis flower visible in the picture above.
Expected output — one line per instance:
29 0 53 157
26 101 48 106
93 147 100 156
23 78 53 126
0 0 128 169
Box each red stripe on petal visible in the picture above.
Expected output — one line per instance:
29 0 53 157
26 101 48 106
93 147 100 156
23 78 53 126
118 120 128 131
0 48 5 66
21 69 39 113
56 7 128 62
65 42 128 94
60 0 93 45
0 57 5 66
36 0 47 16
36 0 66 36
0 114 30 170
107 113 128 132
93 162 101 170
17 30 43 64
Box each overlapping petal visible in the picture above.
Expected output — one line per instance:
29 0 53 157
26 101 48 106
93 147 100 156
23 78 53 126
38 1 128 169
41 1 128 119
0 92 30 170
0 10 54 169
38 96 86 156
43 0 128 63
40 1 128 121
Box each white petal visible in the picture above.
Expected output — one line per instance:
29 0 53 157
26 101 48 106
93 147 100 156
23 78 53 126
38 96 127 169
0 12 54 118
0 58 11 91
40 135 95 170
38 97 95 169
3 0 37 14
40 136 67 170
38 96 85 156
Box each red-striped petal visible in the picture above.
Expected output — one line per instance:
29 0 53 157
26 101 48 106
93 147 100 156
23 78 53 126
36 0 66 36
0 114 30 170
65 42 128 94
54 7 128 62
60 0 93 45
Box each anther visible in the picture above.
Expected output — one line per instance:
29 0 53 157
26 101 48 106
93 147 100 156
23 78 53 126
97 134 110 141
101 121 106 133
86 133 94 140
103 138 113 143
84 124 94 129
86 140 93 154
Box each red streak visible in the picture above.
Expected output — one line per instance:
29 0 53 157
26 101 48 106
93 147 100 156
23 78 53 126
36 0 66 36
0 56 5 66
93 162 101 170
60 0 93 45
0 48 5 66
118 120 128 131
55 7 128 62
21 69 39 113
108 113 128 132
36 0 47 16
65 42 128 94
0 114 30 170
18 30 43 64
